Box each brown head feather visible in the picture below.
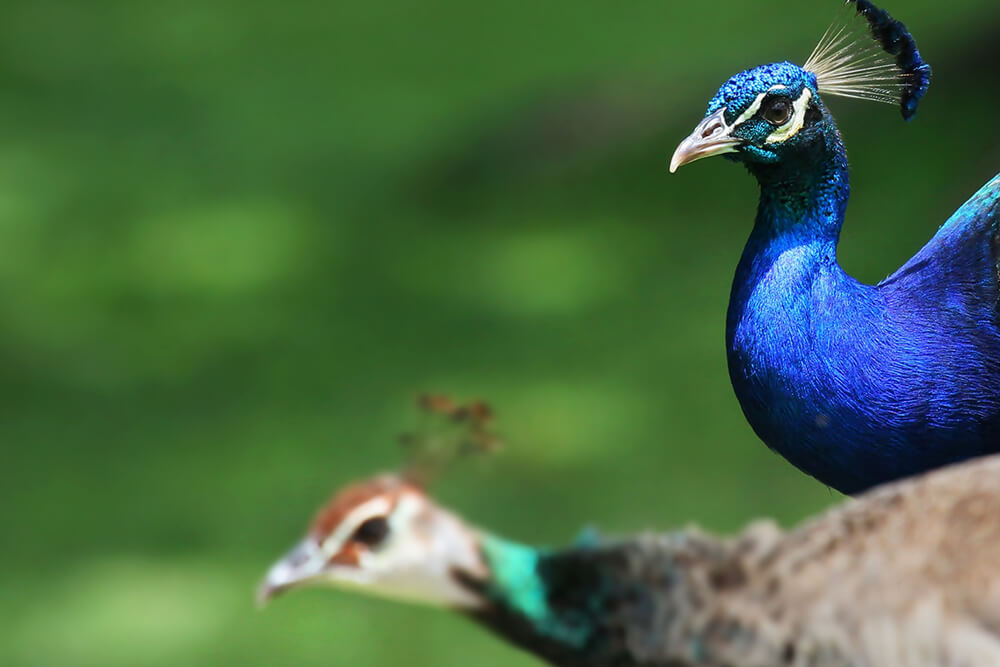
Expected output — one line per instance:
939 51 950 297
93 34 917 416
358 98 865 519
309 475 422 541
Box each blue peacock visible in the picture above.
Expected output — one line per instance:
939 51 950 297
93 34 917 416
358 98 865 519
259 456 1000 666
670 0 1000 494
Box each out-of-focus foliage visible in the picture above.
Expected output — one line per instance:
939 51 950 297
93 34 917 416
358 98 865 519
1 1 998 665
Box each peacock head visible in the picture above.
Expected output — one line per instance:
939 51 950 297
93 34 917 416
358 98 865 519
670 0 932 174
671 63 828 171
257 474 488 610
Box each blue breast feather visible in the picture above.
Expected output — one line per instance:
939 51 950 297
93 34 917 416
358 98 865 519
728 171 1000 494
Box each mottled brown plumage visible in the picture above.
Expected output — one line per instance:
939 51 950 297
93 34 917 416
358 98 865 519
261 455 1000 666
565 454 1000 666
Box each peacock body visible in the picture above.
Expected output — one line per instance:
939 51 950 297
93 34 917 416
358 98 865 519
260 455 1000 667
671 1 1000 494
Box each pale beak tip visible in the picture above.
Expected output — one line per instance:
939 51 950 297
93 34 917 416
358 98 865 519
255 580 277 609
256 537 326 609
668 108 739 175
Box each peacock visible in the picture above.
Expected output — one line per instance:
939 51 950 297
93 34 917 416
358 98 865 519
669 0 1000 494
259 455 1000 667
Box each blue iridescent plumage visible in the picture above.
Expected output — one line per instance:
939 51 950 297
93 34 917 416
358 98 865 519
708 63 818 124
672 2 1000 494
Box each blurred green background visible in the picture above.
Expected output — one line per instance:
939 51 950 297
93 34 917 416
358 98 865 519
2 1 998 665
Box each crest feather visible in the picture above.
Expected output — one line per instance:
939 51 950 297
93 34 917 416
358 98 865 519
804 0 931 120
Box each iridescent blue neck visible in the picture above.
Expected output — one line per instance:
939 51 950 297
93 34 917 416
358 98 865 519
727 123 870 490
746 123 850 248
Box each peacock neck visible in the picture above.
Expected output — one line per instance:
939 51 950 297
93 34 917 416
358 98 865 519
746 123 850 251
725 124 901 493
728 124 858 367
461 532 765 667
463 534 596 665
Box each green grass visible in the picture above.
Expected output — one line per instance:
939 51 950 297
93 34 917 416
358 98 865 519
1 1 998 664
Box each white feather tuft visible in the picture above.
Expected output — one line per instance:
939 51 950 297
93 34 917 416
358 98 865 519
803 9 908 106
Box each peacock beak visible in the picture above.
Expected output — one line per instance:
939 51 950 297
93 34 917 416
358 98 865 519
256 537 326 607
670 108 742 173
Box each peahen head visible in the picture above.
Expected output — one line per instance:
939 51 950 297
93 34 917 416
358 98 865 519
670 0 932 174
257 474 489 609
259 472 606 664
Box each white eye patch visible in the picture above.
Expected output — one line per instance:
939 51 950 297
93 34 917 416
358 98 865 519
733 85 814 144
734 85 789 126
321 496 393 557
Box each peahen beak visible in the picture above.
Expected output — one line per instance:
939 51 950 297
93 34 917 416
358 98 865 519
670 108 742 173
256 537 325 607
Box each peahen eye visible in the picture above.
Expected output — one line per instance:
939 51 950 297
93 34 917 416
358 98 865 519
762 98 793 125
352 517 390 546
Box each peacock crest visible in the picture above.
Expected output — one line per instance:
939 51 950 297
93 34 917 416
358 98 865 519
803 0 932 119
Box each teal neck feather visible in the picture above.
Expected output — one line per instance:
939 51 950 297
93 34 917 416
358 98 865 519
476 534 592 650
458 531 746 666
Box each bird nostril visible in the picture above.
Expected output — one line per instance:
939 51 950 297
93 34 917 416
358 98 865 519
287 543 315 568
702 121 723 138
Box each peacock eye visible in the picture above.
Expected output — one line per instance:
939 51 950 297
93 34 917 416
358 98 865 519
762 97 793 126
352 517 390 547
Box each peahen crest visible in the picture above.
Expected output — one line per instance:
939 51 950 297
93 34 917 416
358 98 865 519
398 393 503 485
803 0 932 120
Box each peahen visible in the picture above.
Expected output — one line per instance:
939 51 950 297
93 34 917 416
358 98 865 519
670 0 1000 494
259 455 1000 667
